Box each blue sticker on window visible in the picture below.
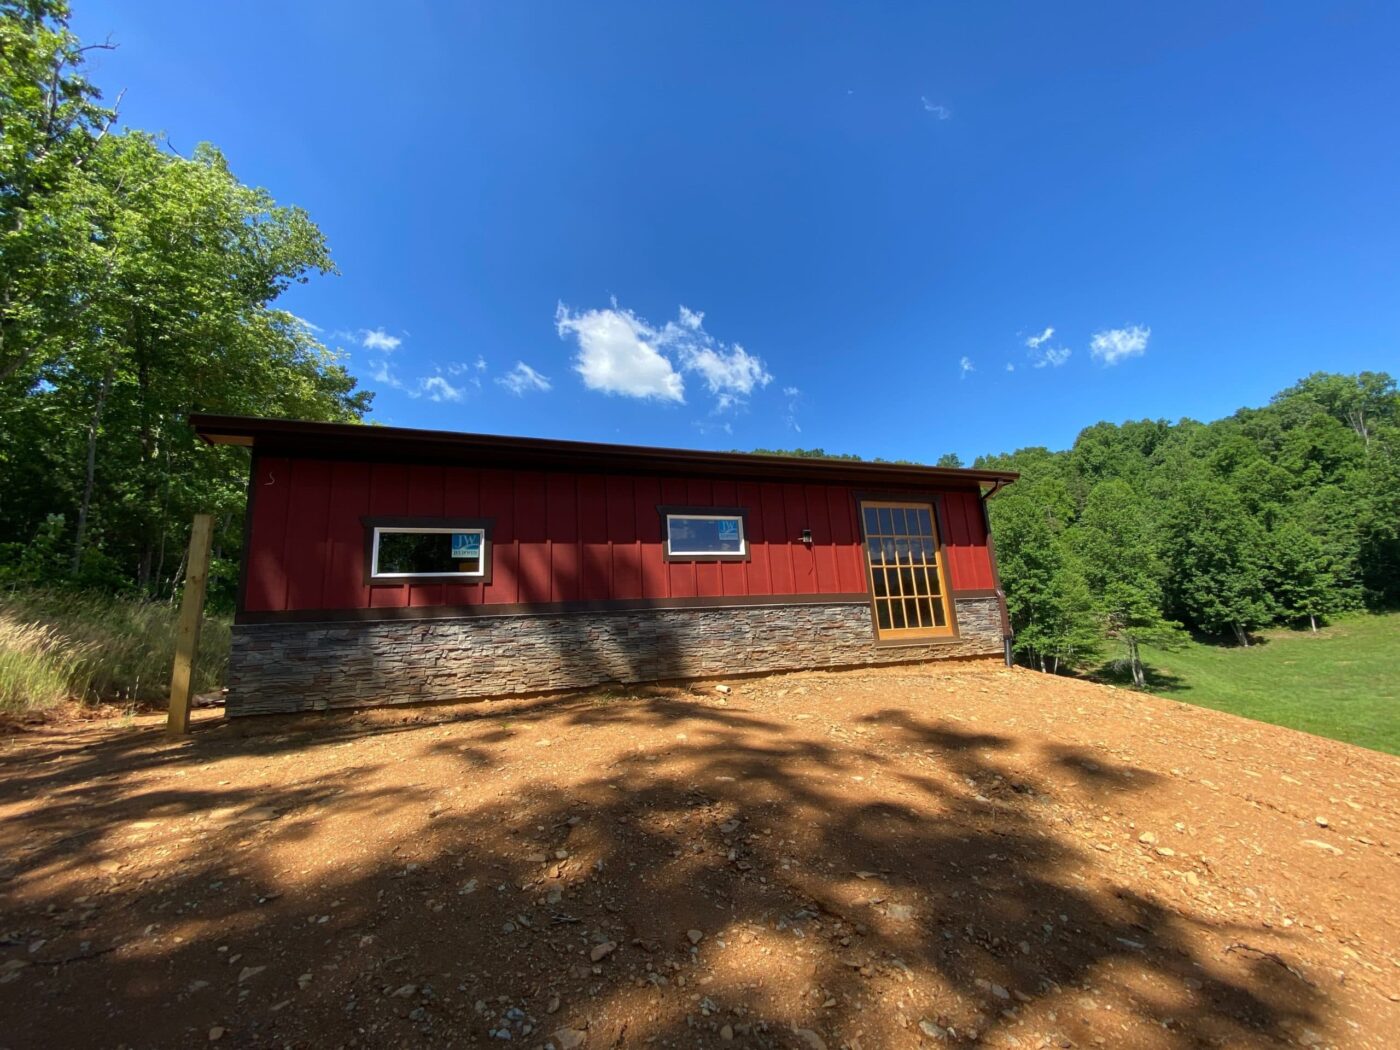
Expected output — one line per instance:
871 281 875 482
451 532 482 559
717 519 739 540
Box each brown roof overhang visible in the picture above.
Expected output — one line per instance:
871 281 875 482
189 413 1018 491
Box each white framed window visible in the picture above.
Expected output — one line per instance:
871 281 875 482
662 510 748 560
364 518 492 582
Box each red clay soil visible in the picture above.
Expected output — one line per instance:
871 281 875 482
1 662 1397 1049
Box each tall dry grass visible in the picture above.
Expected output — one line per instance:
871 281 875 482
0 589 230 715
0 617 94 713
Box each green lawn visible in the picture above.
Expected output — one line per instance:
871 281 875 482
1125 613 1400 755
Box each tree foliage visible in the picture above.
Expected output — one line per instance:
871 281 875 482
983 371 1400 681
0 2 370 605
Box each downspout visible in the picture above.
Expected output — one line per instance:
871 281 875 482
979 480 1015 668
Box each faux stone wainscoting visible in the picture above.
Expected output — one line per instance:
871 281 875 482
225 597 1003 716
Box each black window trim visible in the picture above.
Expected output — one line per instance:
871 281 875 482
362 515 495 585
656 505 752 563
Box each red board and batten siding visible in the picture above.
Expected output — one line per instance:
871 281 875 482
242 457 996 614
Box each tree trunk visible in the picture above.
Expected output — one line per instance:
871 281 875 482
71 363 115 573
167 541 189 604
1233 624 1250 647
1128 639 1145 688
1309 614 1318 633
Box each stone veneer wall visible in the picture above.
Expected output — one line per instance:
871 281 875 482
224 597 1003 717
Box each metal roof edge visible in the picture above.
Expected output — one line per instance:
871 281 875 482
188 413 1019 488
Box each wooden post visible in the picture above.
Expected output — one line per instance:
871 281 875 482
167 513 213 737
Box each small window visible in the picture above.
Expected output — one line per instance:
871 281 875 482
364 518 493 582
661 508 748 560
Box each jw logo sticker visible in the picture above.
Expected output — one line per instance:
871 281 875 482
451 532 482 559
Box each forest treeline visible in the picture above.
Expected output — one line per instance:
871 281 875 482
759 374 1399 684
974 372 1399 682
0 2 369 607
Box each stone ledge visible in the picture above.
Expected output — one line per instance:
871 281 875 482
226 598 1003 716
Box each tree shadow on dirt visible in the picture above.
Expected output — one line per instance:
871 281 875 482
0 690 1329 1048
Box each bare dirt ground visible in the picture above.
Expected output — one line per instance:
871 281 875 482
2 661 1398 1050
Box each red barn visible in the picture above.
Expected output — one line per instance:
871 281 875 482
192 415 1017 716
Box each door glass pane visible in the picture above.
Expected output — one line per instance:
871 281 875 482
872 569 887 597
890 600 906 629
906 598 923 628
864 506 880 535
877 507 894 534
876 601 891 629
917 508 933 536
890 507 907 536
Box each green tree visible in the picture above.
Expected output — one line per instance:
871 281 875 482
0 0 115 384
988 488 1100 673
1268 522 1337 632
1275 371 1398 452
1160 479 1274 646
0 5 370 596
1073 481 1182 686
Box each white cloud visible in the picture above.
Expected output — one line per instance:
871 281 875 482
421 375 464 402
1090 325 1150 365
368 358 405 390
443 361 483 389
1033 346 1072 369
1025 326 1054 349
368 359 472 401
555 300 773 410
921 97 951 120
360 328 403 352
1005 362 1016 372
497 361 552 396
672 337 771 408
959 356 975 379
475 355 487 371
556 302 685 402
782 386 802 432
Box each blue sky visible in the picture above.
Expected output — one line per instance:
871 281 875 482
75 2 1400 462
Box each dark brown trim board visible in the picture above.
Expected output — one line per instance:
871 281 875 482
236 591 876 626
949 588 1001 600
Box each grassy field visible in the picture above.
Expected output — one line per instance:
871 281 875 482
1134 612 1400 755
